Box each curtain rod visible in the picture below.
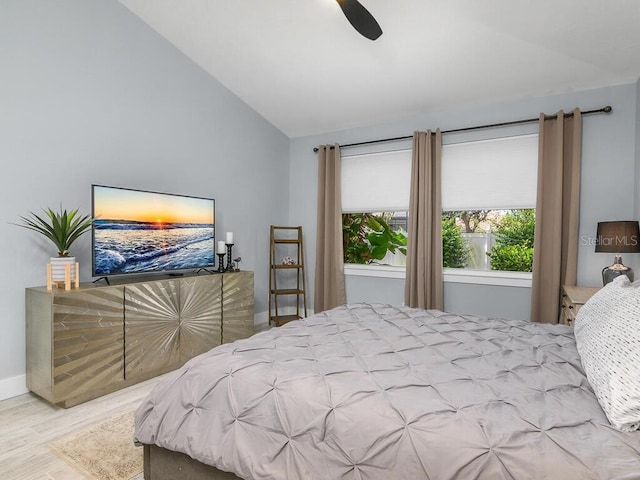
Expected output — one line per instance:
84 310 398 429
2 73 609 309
312 105 612 153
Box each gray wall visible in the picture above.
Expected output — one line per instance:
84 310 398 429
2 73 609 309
344 275 405 306
0 0 289 394
290 84 639 320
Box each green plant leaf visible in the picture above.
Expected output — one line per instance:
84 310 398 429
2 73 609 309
343 212 408 265
13 206 93 256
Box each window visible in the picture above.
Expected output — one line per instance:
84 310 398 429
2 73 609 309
341 149 411 267
443 209 535 271
441 134 538 273
341 134 539 279
343 211 407 266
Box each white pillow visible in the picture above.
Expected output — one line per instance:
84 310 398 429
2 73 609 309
574 275 640 432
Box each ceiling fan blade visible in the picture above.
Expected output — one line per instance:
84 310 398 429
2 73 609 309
336 0 383 41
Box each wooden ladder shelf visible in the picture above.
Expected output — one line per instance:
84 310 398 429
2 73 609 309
269 225 307 326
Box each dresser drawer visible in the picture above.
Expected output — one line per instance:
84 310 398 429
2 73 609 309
561 285 600 326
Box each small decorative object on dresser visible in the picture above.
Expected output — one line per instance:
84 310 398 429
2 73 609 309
225 231 235 272
47 256 79 291
233 256 242 271
216 240 226 273
595 220 640 285
560 285 600 326
14 206 92 290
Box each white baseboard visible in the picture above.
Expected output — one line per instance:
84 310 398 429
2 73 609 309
0 374 28 402
254 311 269 329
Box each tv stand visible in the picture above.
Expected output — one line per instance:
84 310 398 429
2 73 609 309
92 276 111 285
25 271 254 407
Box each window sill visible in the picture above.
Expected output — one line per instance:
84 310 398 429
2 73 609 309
344 264 532 288
344 264 406 279
443 268 532 288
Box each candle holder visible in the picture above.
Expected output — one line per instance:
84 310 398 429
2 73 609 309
225 243 234 271
217 253 226 273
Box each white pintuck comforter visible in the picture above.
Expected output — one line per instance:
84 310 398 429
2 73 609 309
135 303 640 479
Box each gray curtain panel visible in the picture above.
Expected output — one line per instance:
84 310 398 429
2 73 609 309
404 130 444 310
531 109 582 323
314 144 346 313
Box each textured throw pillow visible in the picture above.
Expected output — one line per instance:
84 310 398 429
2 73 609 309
574 276 640 432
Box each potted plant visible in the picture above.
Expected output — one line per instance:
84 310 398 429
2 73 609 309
15 206 93 284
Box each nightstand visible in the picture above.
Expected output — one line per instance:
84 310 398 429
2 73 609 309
560 285 600 326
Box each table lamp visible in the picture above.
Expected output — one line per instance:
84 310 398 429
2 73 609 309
595 220 640 285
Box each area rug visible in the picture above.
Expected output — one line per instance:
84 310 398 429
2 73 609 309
49 410 143 480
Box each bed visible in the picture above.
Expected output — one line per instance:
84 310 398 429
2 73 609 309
135 291 640 479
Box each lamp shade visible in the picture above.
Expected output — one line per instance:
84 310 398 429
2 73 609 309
595 221 640 253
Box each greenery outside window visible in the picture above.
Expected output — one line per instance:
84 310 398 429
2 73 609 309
442 209 535 272
342 209 535 273
342 212 407 266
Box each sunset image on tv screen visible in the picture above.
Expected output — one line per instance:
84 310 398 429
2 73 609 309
92 185 215 276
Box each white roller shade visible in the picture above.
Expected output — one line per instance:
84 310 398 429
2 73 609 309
341 149 412 213
442 134 538 211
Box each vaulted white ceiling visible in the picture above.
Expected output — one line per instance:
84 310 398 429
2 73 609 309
119 0 640 138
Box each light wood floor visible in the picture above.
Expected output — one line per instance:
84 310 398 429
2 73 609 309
0 376 163 480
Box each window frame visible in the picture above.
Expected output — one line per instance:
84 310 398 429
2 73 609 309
341 132 538 287
344 263 532 288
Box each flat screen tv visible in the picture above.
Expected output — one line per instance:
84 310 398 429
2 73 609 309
92 185 215 277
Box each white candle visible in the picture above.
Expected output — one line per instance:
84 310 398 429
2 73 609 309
217 241 226 254
226 232 234 244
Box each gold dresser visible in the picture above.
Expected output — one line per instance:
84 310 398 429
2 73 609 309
25 271 254 407
560 285 600 326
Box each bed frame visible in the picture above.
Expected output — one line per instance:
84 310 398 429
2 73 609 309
143 444 243 480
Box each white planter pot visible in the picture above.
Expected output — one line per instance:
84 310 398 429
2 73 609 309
50 256 77 281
